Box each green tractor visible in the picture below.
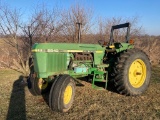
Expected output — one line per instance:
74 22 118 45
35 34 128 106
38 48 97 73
27 22 151 112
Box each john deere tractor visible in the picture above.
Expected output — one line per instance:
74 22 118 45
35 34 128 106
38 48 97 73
27 22 151 112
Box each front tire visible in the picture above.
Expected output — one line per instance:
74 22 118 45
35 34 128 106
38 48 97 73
114 49 151 95
27 74 50 96
49 75 75 112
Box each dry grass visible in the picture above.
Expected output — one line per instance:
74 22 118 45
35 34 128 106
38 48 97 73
0 67 160 120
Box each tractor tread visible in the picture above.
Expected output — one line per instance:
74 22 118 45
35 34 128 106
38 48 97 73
113 49 151 96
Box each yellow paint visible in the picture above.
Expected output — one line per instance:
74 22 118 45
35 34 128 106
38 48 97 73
63 85 73 105
32 49 43 52
38 78 48 90
32 49 99 53
32 49 38 52
109 45 115 48
95 51 103 53
129 59 146 88
67 50 83 52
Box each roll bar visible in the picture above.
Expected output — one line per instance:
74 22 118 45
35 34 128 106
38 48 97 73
109 22 131 45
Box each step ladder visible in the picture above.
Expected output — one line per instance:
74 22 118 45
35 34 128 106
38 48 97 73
92 64 108 90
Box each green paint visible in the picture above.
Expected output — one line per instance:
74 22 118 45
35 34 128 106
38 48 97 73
32 43 105 78
115 43 134 53
32 42 133 87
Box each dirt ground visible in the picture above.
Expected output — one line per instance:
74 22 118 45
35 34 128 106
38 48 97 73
0 67 160 120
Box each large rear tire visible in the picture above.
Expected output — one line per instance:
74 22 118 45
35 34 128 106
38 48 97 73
49 75 75 112
114 49 151 95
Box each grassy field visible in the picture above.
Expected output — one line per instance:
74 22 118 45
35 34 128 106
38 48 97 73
0 67 160 120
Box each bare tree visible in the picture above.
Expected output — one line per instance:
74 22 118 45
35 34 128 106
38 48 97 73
0 6 30 76
135 36 160 65
30 5 63 43
21 5 62 45
61 4 93 43
97 16 143 42
0 4 64 76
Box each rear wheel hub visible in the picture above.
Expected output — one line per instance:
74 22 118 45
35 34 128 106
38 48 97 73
129 59 146 88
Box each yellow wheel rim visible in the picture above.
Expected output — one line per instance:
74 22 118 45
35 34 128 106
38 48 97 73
129 59 146 88
63 85 73 105
38 78 48 90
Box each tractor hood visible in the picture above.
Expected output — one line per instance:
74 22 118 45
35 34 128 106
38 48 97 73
32 43 105 53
